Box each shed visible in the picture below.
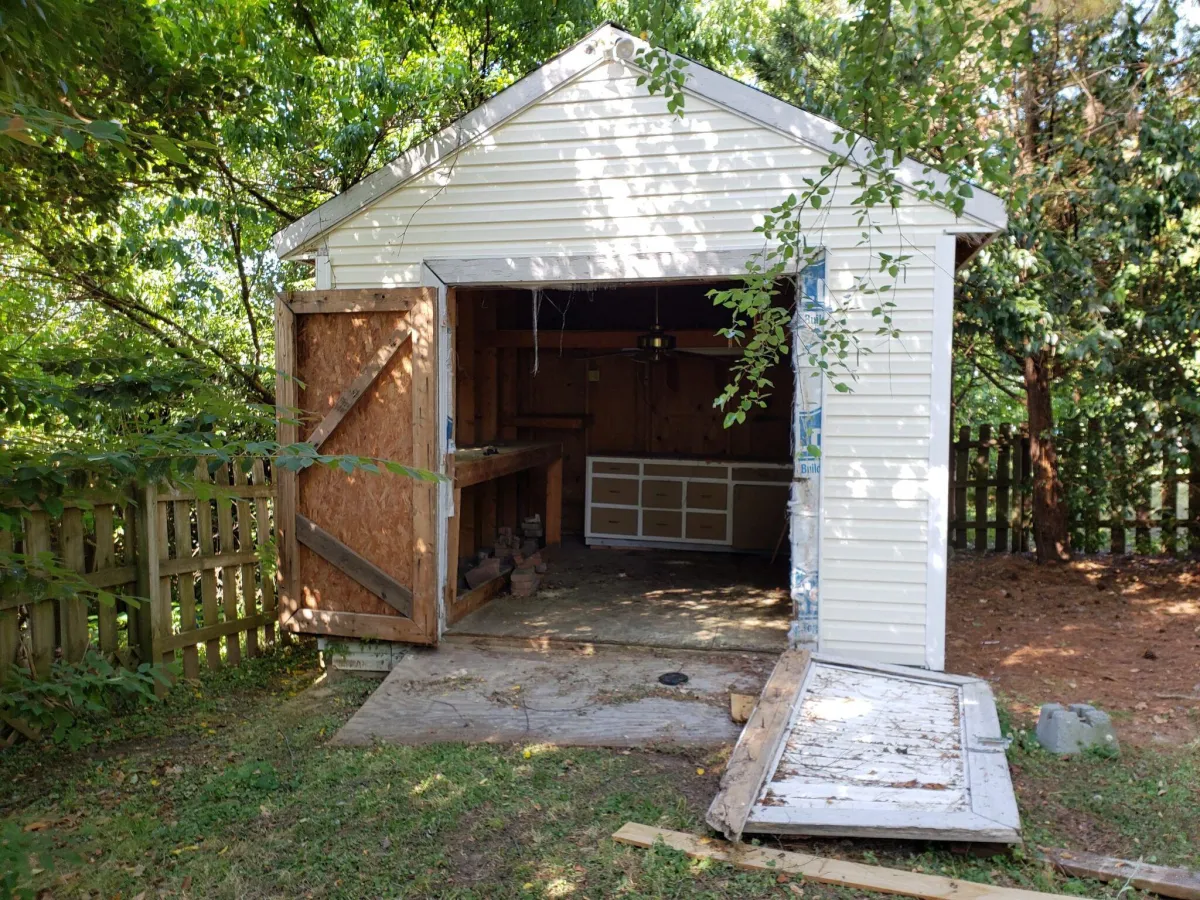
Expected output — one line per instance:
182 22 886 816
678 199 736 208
271 24 1006 669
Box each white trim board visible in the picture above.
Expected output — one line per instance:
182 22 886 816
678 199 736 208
272 24 1007 260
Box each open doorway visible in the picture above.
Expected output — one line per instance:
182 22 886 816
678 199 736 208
446 280 795 652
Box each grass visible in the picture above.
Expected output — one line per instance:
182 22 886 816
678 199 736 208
2 645 1197 899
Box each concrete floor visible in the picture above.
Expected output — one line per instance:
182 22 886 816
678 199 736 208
334 640 775 748
446 541 791 653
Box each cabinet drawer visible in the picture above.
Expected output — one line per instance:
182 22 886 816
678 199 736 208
592 460 639 475
641 479 682 509
590 506 638 536
686 481 728 510
685 512 727 541
734 466 791 484
642 509 682 538
645 462 727 480
591 476 639 506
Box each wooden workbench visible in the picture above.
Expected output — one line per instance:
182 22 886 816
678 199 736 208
446 441 563 627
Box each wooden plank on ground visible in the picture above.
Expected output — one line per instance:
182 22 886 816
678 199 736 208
307 326 410 450
1045 849 1200 900
706 648 811 841
295 514 413 615
615 824 1064 900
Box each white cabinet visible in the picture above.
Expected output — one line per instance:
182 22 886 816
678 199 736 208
585 455 791 552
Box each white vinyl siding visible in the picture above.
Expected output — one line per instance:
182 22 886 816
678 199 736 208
319 58 971 666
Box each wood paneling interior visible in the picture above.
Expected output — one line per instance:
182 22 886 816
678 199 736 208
453 285 793 548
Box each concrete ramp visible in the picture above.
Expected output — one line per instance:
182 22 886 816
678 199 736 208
333 640 774 748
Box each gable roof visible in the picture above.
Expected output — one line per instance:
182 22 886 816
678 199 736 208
272 23 1007 261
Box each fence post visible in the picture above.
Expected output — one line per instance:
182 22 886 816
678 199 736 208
954 426 969 549
995 425 1011 551
1162 444 1178 557
134 482 165 670
94 504 119 657
25 511 55 679
974 424 991 551
60 506 89 663
1190 441 1200 556
0 528 18 683
252 459 277 647
215 465 242 666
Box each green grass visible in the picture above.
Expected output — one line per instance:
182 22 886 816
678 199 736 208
2 648 1197 899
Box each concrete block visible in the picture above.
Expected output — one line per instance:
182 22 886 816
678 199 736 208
1036 703 1120 754
318 638 406 677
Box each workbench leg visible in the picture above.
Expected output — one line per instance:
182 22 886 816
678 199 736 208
545 458 562 548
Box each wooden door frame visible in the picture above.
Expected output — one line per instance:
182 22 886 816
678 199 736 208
274 287 441 644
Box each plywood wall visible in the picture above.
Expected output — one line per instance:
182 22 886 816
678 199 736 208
296 312 415 616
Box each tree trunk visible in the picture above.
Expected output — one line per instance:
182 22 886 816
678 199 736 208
1024 351 1071 561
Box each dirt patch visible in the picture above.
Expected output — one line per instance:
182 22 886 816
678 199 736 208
947 553 1200 745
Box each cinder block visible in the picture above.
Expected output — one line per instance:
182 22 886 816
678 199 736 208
465 556 503 589
1036 703 1120 754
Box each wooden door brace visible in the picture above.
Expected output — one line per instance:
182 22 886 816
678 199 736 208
296 514 413 616
307 326 411 450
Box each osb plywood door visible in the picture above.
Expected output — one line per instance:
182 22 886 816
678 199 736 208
275 288 439 644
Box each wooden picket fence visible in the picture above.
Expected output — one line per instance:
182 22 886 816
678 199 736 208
0 461 278 683
950 424 1200 555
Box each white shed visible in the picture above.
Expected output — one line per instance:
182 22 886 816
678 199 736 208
272 24 1006 669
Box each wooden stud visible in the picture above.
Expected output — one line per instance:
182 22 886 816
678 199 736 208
306 327 411 450
545 456 563 547
252 459 276 647
216 465 242 666
195 467 222 669
445 486 462 617
234 467 259 658
173 497 200 679
296 515 413 614
274 295 299 627
93 505 119 657
480 329 736 350
456 293 477 447
706 648 812 841
280 607 431 642
60 507 89 663
614 824 1060 900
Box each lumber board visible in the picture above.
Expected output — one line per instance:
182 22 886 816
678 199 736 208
274 295 299 623
295 514 413 616
307 326 411 450
279 606 429 642
409 289 438 641
159 550 261 577
252 460 276 647
284 288 430 314
480 329 737 350
706 648 811 841
166 612 274 650
234 467 259 658
613 824 1064 900
1045 849 1200 900
453 442 562 489
448 572 508 626
174 497 200 678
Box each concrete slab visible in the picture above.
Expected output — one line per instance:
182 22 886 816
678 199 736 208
446 542 790 653
333 640 775 748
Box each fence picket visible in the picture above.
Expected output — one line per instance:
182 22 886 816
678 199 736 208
0 528 17 682
25 512 55 679
60 507 89 662
94 504 119 656
174 497 200 679
215 465 242 667
252 460 276 648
